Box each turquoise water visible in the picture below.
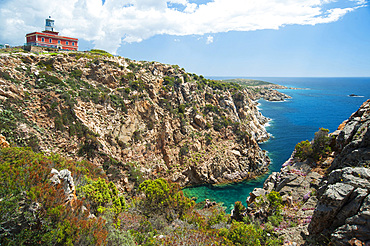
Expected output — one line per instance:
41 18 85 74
183 77 370 213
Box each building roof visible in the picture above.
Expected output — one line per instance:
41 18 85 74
25 31 78 41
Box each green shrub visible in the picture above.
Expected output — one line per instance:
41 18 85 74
213 115 231 132
79 177 126 217
294 128 332 161
0 147 107 245
132 130 142 143
138 178 195 220
0 70 12 81
227 221 262 246
163 76 175 87
312 128 331 160
203 104 219 114
110 94 128 113
129 80 145 92
267 213 283 227
121 72 135 85
207 206 228 227
267 191 282 211
232 201 246 221
294 140 313 160
36 72 64 89
178 104 186 114
127 162 144 186
70 69 83 79
37 58 55 71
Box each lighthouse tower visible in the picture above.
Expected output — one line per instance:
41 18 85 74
45 16 55 32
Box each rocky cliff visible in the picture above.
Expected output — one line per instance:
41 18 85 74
246 99 370 245
0 49 271 191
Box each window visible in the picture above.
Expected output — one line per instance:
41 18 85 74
66 41 69 45
72 42 74 46
58 40 61 44
49 38 52 43
41 37 45 42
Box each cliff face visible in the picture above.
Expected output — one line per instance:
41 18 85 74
246 99 370 245
308 99 370 245
0 50 270 190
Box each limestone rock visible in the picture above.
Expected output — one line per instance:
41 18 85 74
50 168 76 201
0 134 9 148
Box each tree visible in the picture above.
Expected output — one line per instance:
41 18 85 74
312 128 331 160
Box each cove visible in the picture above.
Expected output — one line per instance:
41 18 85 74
183 77 370 213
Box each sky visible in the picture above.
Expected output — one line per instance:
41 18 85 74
0 0 369 77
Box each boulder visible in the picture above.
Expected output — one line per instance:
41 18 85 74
193 114 206 129
50 168 76 202
309 183 355 234
0 134 9 148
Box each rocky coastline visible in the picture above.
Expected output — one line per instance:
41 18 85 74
0 50 275 191
245 99 370 245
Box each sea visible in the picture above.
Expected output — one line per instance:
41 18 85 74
182 77 370 213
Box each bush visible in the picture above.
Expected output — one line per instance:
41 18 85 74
267 191 282 211
129 80 145 92
232 201 246 221
35 72 64 89
294 140 312 160
70 69 83 79
0 147 107 245
138 178 195 220
79 177 126 218
178 104 186 114
312 128 331 160
213 115 231 132
294 128 332 161
37 58 55 71
227 221 262 246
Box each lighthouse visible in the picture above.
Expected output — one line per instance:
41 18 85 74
25 17 78 51
45 16 55 32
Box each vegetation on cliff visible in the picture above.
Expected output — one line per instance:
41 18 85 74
0 48 290 245
0 48 271 190
0 146 285 245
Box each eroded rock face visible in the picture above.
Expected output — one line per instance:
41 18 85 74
0 51 271 188
308 99 370 245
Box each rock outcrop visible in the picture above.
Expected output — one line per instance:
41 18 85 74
246 99 370 245
50 168 76 202
0 50 271 189
308 99 370 245
250 87 292 102
0 134 9 148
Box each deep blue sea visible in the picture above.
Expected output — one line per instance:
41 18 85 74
183 77 370 213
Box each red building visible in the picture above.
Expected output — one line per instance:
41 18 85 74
25 17 78 51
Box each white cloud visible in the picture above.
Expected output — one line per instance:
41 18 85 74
206 35 213 44
0 0 366 53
